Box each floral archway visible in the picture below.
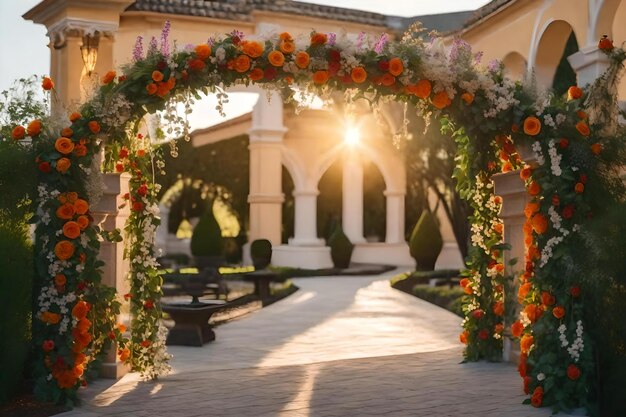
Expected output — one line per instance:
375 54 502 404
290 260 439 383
15 23 625 412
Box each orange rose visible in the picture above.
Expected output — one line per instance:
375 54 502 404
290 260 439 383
461 92 474 104
295 51 310 69
42 77 54 90
520 165 532 180
524 201 540 218
11 126 25 140
577 110 588 119
268 50 285 67
54 274 67 286
279 40 295 54
381 73 396 86
152 70 164 82
552 305 565 319
312 70 329 85
494 223 503 235
432 91 451 109
459 278 470 288
388 57 404 76
567 86 583 100
146 83 158 95
598 35 614 51
351 66 367 84
310 32 328 45
74 199 89 215
590 143 602 155
73 328 92 347
69 112 81 122
573 182 584 194
60 127 73 137
118 347 131 362
520 334 534 353
188 58 206 71
567 364 581 380
523 116 541 136
55 137 75 154
249 68 264 81
117 323 127 333
527 181 541 196
72 300 90 319
511 320 524 337
518 282 532 302
195 44 211 60
459 330 469 344
64 192 78 203
73 144 87 157
576 121 590 136
234 55 251 73
493 301 504 316
27 120 42 136
56 203 75 220
76 215 90 230
531 213 548 234
55 240 75 260
88 121 100 134
524 304 543 323
541 291 555 306
41 311 61 324
63 221 81 239
101 70 116 84
242 41 264 58
414 79 432 99
72 364 84 378
56 157 71 174
279 32 292 41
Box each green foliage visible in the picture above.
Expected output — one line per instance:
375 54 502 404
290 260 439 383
223 237 242 264
0 218 33 403
412 285 464 317
250 239 272 270
409 211 443 271
190 204 224 257
328 225 354 269
552 32 579 97
0 76 48 140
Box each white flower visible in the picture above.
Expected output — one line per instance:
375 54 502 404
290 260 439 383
537 373 546 381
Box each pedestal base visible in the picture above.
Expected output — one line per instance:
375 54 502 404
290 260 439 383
162 303 223 347
272 245 333 269
351 243 414 266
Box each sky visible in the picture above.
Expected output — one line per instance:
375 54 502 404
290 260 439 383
0 0 490 129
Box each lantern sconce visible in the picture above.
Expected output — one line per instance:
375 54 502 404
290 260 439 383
80 32 99 77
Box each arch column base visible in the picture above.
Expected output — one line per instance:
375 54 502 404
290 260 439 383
272 245 333 269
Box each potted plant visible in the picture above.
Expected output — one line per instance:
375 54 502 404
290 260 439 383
409 210 443 271
328 225 354 269
250 239 272 270
190 204 224 270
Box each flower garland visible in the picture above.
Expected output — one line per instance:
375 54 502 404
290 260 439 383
14 23 625 411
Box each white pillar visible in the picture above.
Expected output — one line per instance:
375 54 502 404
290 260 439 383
342 154 366 243
567 45 611 87
427 187 464 269
248 92 286 246
156 203 169 254
290 189 324 246
384 190 405 244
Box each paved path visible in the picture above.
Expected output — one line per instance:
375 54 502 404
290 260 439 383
59 272 556 417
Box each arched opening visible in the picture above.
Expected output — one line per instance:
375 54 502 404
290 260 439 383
534 20 579 90
317 158 343 241
281 166 295 244
502 52 527 81
363 158 386 242
552 31 579 96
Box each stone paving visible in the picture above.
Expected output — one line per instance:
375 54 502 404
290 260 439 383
58 271 559 417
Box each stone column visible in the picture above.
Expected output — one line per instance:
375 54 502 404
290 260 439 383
493 169 529 363
342 154 366 243
384 190 405 244
568 46 611 87
155 203 169 254
91 172 131 379
247 92 286 246
290 189 324 246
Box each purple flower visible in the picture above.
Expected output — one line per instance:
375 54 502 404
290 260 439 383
449 38 471 62
328 32 336 46
207 37 216 46
356 32 366 49
160 20 171 57
488 59 502 72
230 30 245 40
148 36 158 55
133 36 144 61
374 33 389 54
184 43 195 52
474 51 484 64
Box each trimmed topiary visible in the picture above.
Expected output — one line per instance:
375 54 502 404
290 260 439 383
328 225 354 269
409 210 443 271
190 204 224 268
223 237 242 264
250 239 272 270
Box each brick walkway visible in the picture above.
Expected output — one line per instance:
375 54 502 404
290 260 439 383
58 272 557 417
